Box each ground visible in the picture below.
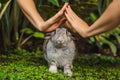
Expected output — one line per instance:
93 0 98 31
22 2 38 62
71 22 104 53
0 49 120 80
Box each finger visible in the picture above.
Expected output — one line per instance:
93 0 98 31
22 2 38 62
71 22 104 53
64 11 73 24
67 6 76 19
55 17 66 27
67 6 80 20
57 17 66 25
65 5 78 21
61 2 69 12
65 6 75 21
53 17 66 28
45 18 66 32
67 6 75 14
49 3 69 25
65 5 75 22
52 3 68 22
57 2 69 17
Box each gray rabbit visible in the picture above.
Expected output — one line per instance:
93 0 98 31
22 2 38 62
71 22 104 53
43 27 76 76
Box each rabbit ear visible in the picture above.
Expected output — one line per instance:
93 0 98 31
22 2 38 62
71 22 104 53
66 30 71 36
67 31 76 40
44 31 55 39
56 27 67 34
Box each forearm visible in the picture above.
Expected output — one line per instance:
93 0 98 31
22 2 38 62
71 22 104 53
86 0 120 37
17 0 67 31
17 0 58 31
17 0 45 30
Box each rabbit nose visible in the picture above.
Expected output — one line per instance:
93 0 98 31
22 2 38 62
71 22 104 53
57 39 64 44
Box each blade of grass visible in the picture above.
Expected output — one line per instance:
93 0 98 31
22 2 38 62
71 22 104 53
0 0 11 19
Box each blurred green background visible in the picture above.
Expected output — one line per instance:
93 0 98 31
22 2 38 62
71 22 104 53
0 0 120 80
0 0 120 56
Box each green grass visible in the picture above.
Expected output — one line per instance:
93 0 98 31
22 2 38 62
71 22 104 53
0 49 120 80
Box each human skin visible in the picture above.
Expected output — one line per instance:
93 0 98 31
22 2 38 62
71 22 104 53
65 0 120 38
17 0 68 32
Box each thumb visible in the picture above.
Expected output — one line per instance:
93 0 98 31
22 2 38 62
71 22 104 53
57 17 66 26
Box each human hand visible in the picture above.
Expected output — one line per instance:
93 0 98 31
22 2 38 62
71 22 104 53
45 17 66 32
48 2 69 23
64 5 88 29
64 5 89 37
42 3 69 32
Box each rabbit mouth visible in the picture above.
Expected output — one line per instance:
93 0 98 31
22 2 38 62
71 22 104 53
55 43 67 48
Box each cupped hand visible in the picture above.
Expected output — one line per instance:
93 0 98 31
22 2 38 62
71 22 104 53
45 17 66 32
64 5 89 37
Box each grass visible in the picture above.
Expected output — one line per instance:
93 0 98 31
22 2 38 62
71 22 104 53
0 49 120 80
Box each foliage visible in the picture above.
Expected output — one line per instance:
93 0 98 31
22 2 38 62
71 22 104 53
42 0 119 56
0 0 120 56
0 50 120 80
17 28 44 49
0 0 120 79
88 0 120 56
0 0 11 19
48 0 60 7
0 0 22 52
0 0 8 3
0 0 45 52
97 0 112 15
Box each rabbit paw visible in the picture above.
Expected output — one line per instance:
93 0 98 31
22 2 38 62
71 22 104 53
64 69 72 77
49 65 57 73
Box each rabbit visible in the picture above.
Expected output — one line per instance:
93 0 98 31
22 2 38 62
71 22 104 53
43 27 76 76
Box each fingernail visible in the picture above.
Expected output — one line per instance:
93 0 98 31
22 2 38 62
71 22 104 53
64 11 67 14
64 11 66 14
66 4 69 8
66 3 69 8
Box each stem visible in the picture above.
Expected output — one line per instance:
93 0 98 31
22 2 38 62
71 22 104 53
20 35 33 46
0 0 11 19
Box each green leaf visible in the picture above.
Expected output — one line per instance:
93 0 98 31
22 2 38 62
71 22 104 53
62 0 69 2
114 33 120 44
116 27 120 34
38 5 57 18
33 32 44 38
99 37 117 55
89 13 97 22
21 28 34 34
15 32 19 40
88 37 96 44
0 0 8 4
97 0 112 15
48 0 59 7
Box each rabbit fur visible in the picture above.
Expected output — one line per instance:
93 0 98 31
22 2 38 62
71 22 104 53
43 27 76 76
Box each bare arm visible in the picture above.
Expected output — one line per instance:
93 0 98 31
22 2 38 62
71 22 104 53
65 0 120 38
17 0 68 32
